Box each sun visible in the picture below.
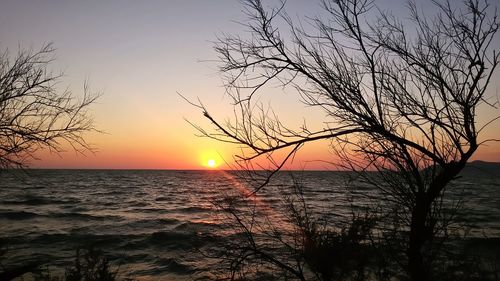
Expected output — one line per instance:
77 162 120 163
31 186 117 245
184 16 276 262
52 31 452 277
207 159 217 168
200 150 222 169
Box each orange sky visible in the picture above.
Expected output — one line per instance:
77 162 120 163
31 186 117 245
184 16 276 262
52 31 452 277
1 0 499 170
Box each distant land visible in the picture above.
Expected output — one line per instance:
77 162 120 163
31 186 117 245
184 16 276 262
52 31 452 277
461 161 500 177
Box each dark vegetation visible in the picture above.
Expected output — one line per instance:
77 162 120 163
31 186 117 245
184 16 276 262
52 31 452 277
0 246 118 281
35 248 118 281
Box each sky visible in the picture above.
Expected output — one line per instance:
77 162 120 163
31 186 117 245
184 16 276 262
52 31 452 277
1 0 499 170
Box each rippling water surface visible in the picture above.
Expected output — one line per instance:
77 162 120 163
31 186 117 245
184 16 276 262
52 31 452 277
1 170 499 280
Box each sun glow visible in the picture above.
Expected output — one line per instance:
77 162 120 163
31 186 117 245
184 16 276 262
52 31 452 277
199 150 225 169
207 159 216 168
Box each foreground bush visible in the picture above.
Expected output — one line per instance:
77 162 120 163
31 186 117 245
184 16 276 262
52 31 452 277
34 248 119 281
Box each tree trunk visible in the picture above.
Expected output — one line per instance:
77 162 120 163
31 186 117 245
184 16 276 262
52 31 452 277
407 161 470 281
408 194 431 281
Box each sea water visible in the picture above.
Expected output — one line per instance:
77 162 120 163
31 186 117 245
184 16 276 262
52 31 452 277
1 170 499 280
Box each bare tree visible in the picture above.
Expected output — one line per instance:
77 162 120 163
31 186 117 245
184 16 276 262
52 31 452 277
0 44 99 170
191 0 499 280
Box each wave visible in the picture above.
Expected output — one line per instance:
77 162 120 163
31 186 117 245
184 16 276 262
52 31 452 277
1 197 80 206
0 210 122 221
174 221 220 232
0 211 39 220
148 231 193 244
145 229 217 250
175 206 214 213
129 201 149 207
122 218 180 229
21 233 142 249
155 257 195 274
50 212 123 221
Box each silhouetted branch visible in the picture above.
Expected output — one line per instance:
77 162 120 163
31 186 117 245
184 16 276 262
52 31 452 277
0 44 100 170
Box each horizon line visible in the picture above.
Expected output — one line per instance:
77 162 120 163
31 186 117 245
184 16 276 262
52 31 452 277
11 160 500 172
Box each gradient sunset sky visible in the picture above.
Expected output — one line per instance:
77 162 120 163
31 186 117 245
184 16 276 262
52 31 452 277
1 0 499 170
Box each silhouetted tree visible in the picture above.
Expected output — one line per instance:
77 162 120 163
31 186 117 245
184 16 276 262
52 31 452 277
0 44 98 170
191 0 499 280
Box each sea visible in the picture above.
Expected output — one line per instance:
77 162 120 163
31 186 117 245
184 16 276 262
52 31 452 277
1 169 499 280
